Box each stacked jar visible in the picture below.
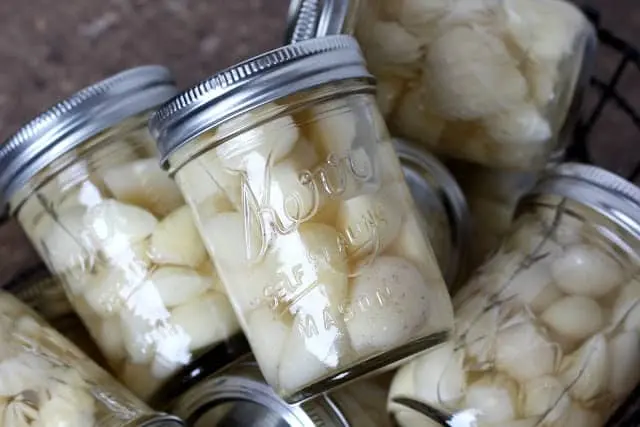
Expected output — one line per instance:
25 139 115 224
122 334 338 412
286 0 597 273
388 164 640 427
0 66 248 401
150 36 454 402
0 290 183 426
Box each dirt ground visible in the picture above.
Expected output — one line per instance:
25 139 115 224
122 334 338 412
0 0 638 282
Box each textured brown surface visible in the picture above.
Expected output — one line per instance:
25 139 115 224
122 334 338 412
0 0 638 282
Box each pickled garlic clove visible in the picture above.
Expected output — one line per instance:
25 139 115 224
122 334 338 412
336 192 403 262
393 88 446 147
40 206 96 272
386 215 441 282
426 27 527 120
376 77 406 118
36 386 95 427
149 205 207 268
102 239 151 270
216 114 299 170
170 292 239 351
248 307 291 386
541 296 603 342
83 269 143 318
607 331 640 399
98 316 127 363
495 319 557 382
366 21 422 70
412 342 466 407
278 312 336 393
396 0 449 39
101 158 184 217
551 244 623 297
388 362 417 413
199 212 263 269
84 199 157 250
175 152 236 206
483 103 552 146
464 373 519 423
522 375 571 423
57 181 104 212
150 266 210 308
346 256 430 356
505 0 586 63
558 334 608 401
306 99 356 156
529 284 564 314
557 403 602 427
609 280 640 332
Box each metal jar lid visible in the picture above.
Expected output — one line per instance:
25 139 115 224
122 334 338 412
149 35 374 169
394 138 471 285
286 0 358 44
524 163 640 240
171 356 349 427
0 65 178 209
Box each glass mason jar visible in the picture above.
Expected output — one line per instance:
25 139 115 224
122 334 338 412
286 0 596 170
5 265 107 367
150 35 454 402
0 217 41 289
446 160 539 270
394 138 471 288
0 66 247 401
387 163 640 427
0 290 183 426
171 355 392 427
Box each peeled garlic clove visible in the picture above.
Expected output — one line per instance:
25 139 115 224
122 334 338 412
102 239 150 270
101 158 184 217
99 316 126 363
266 162 319 231
217 113 298 170
393 88 446 146
307 99 356 155
58 181 104 211
83 269 140 318
199 212 263 269
150 266 210 308
366 21 422 69
465 373 518 423
530 284 564 314
496 319 557 382
388 362 416 412
412 342 466 407
346 256 430 355
175 152 234 206
551 244 623 297
426 27 527 120
484 103 552 146
336 192 403 261
149 205 207 268
278 312 334 394
522 375 571 423
496 258 556 309
397 0 448 39
558 334 608 401
607 331 640 398
560 402 602 427
41 206 95 272
170 292 239 351
247 307 291 386
541 296 603 342
84 200 157 249
611 280 640 332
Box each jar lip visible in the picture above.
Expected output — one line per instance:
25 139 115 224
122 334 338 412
0 65 178 211
149 35 374 169
393 138 471 285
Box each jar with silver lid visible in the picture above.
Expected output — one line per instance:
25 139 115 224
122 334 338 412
150 35 454 402
388 164 640 427
171 355 391 427
286 0 596 171
446 160 538 270
393 138 470 288
0 66 246 401
0 290 184 427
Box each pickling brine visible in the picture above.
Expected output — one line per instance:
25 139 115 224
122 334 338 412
388 164 640 427
151 36 454 402
287 0 596 170
0 67 243 401
0 291 183 427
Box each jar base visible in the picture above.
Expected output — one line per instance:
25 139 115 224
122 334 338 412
282 330 451 404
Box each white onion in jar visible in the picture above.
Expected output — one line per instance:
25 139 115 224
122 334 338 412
464 373 519 423
558 334 608 401
346 256 430 355
540 295 603 342
551 244 623 297
607 331 640 399
149 205 208 268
